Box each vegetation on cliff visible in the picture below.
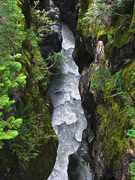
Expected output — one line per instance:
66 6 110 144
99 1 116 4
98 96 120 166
0 0 26 148
78 0 135 179
0 0 58 178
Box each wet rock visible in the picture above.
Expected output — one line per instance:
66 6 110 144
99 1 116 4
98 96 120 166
73 1 135 180
68 152 92 180
92 142 117 180
52 0 78 35
115 142 135 180
92 139 135 180
73 35 94 73
92 142 107 180
82 36 97 60
108 36 135 73
79 68 96 134
68 129 93 180
39 0 49 10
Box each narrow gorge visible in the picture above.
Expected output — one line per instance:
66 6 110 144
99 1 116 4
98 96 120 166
48 23 92 180
0 0 135 180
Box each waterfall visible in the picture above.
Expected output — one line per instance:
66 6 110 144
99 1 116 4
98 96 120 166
48 23 92 180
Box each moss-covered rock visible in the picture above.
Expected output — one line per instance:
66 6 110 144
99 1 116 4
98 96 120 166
90 59 135 179
0 0 58 179
77 0 135 179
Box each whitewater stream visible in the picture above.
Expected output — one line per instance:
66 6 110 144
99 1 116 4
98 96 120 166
48 24 92 180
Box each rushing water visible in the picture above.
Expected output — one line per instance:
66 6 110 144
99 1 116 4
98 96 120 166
48 24 92 180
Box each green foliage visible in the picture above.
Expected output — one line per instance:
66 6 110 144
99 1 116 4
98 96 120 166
124 58 131 65
99 102 127 171
84 0 135 177
131 73 135 84
10 95 57 168
26 28 39 48
81 0 113 36
127 128 135 138
90 60 135 175
46 52 65 74
26 27 50 83
90 64 134 115
0 0 26 148
0 0 25 56
79 0 133 47
6 25 55 167
0 0 57 172
130 161 135 180
90 65 111 92
32 0 54 38
11 111 44 166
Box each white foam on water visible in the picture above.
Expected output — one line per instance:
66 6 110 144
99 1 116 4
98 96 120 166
48 23 90 180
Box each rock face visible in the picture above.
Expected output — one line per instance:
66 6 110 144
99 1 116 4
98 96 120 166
79 68 96 134
1 0 135 179
52 0 78 35
73 36 94 73
115 142 135 180
108 36 135 73
0 0 58 180
74 0 135 180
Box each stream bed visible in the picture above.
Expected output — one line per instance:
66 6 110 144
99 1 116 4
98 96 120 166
48 23 92 180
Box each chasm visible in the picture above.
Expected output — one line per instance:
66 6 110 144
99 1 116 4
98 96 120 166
48 23 92 180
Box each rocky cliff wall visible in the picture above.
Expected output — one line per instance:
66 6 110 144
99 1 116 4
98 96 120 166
1 0 135 179
75 0 135 179
0 0 61 179
52 0 78 35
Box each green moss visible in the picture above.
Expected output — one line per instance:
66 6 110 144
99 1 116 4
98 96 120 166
104 77 115 97
104 43 113 60
114 32 130 48
97 30 106 39
97 105 105 117
27 138 58 180
85 1 135 177
128 5 135 34
15 32 56 166
130 4 135 30
124 140 135 156
97 25 109 40
122 59 135 99
95 60 135 171
0 0 57 178
14 69 57 167
20 50 31 71
99 102 128 171
102 53 107 64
